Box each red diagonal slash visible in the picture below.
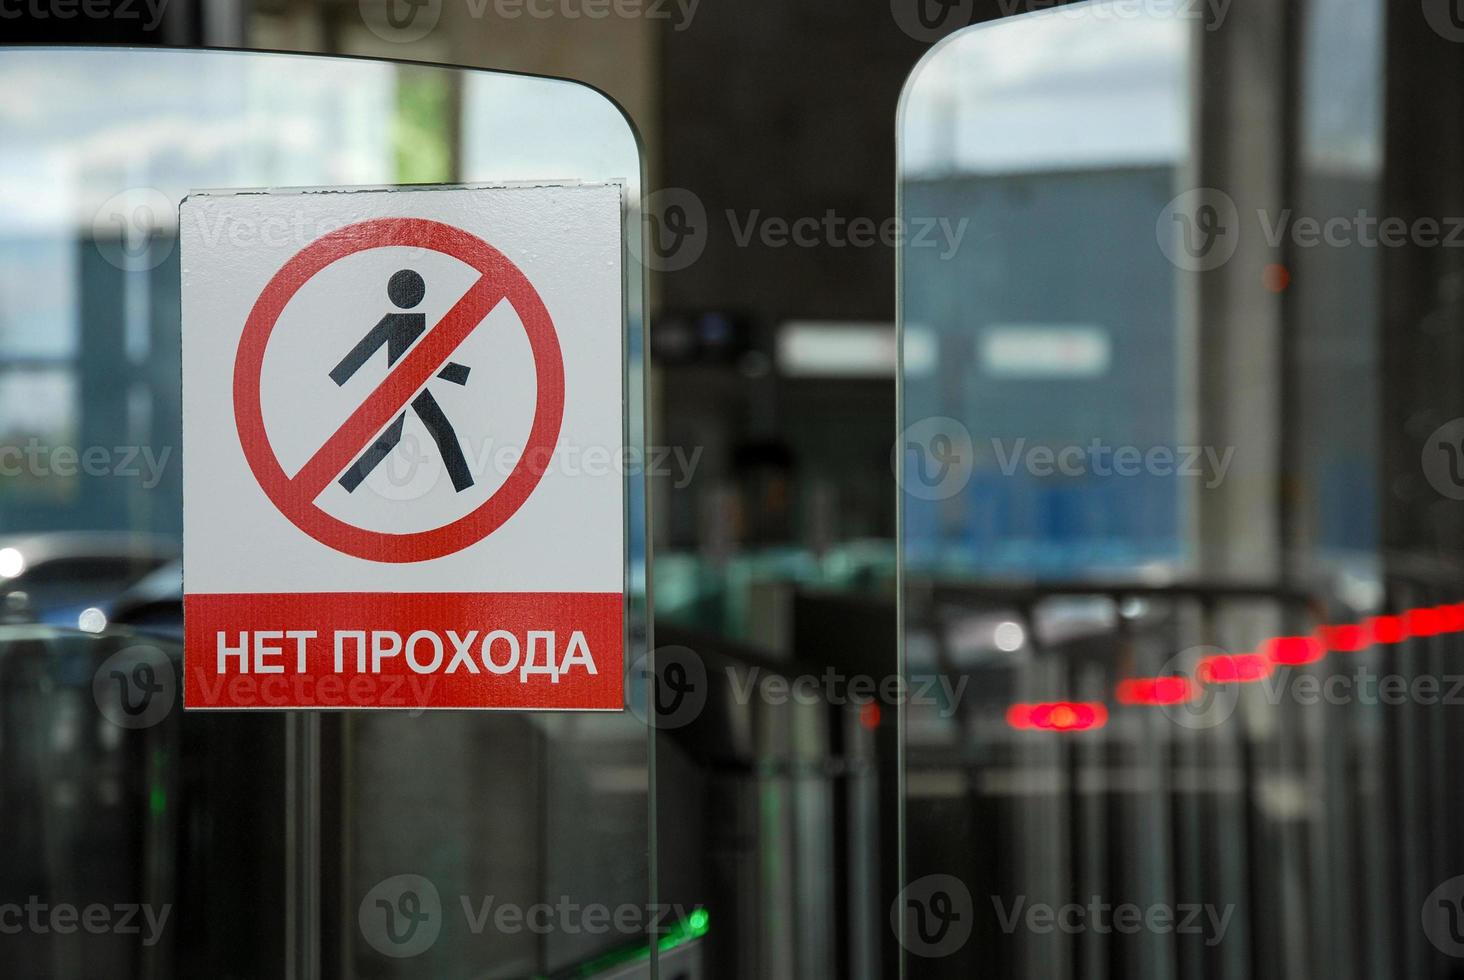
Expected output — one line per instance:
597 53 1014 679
290 273 505 501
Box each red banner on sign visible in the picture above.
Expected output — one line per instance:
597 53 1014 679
184 592 623 710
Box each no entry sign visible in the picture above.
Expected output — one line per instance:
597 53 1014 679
180 184 626 710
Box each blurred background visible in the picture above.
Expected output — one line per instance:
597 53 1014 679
5 0 1464 978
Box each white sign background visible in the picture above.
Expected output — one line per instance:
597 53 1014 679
181 182 625 595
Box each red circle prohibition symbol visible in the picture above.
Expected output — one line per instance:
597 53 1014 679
234 218 565 563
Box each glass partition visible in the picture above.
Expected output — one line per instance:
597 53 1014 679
0 46 654 978
895 0 1461 978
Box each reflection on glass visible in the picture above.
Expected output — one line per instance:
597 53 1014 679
902 3 1190 577
0 46 649 979
895 0 1431 978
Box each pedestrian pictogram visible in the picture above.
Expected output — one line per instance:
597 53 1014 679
334 269 475 495
181 183 627 711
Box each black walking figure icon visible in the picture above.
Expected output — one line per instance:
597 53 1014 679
331 269 474 493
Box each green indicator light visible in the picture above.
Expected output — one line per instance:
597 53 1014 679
568 908 708 977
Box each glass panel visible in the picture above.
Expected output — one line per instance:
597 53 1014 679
0 46 650 978
901 7 1191 577
895 0 1455 977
